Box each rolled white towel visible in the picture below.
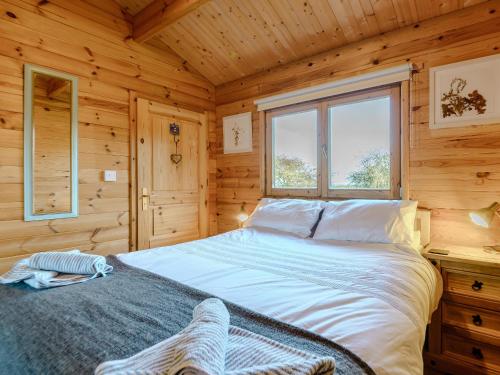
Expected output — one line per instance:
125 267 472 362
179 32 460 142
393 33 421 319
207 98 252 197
28 251 113 275
172 298 229 375
96 298 336 375
95 298 229 375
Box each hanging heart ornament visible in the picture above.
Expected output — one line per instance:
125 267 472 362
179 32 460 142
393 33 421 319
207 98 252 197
170 154 182 164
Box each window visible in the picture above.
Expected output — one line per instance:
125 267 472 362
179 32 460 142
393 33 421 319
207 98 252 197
266 86 401 199
270 104 319 195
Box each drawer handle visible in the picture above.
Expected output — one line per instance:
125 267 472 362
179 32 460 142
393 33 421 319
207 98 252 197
472 314 483 326
471 280 483 291
471 347 484 360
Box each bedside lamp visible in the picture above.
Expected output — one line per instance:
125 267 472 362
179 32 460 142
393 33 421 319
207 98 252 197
237 212 249 229
469 202 500 253
470 202 499 228
237 202 249 228
237 212 249 224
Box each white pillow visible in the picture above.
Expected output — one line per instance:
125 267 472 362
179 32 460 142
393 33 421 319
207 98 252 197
313 199 418 245
243 198 324 238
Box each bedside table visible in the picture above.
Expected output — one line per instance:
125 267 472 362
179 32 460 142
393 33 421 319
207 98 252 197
423 246 500 375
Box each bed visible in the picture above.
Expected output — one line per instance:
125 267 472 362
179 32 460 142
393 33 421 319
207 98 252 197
118 219 441 375
0 200 441 375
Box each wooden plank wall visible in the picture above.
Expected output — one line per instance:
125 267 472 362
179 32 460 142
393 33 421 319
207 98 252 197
215 1 500 247
0 0 217 266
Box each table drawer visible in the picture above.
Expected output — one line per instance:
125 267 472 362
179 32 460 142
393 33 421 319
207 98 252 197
444 269 500 302
443 302 500 339
443 331 500 371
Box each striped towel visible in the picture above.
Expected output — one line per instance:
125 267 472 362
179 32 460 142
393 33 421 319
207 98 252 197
29 251 113 275
95 298 336 375
0 250 113 289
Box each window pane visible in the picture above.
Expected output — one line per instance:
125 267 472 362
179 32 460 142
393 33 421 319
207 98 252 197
329 96 391 190
272 109 318 189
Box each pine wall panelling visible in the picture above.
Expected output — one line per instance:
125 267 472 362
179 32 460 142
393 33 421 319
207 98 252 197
215 1 500 247
0 0 217 269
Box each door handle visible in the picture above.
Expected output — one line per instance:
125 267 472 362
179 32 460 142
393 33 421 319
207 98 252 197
142 188 149 211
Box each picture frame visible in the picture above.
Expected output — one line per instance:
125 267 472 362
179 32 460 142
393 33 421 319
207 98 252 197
429 54 500 129
223 112 253 154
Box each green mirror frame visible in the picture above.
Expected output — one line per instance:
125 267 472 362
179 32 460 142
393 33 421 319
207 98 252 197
23 64 79 221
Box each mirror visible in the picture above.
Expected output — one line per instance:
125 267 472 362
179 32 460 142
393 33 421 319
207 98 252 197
24 64 78 221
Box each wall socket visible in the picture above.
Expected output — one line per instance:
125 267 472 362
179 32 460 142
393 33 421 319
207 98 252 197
104 170 117 182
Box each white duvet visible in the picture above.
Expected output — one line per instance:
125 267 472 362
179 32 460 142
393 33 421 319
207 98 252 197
119 227 442 375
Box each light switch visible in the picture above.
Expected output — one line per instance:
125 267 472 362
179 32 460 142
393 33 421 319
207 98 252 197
104 170 117 182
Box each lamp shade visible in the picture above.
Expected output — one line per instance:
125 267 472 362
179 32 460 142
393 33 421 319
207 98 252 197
469 202 499 228
237 212 249 223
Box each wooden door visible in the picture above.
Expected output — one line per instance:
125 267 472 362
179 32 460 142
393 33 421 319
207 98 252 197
137 98 208 250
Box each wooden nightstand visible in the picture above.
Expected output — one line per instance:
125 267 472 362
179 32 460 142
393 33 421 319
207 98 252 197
424 246 500 375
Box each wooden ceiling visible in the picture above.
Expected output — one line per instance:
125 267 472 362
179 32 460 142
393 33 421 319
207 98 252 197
116 0 154 15
116 0 488 85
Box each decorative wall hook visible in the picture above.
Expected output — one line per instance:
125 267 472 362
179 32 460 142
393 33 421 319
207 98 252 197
169 123 182 164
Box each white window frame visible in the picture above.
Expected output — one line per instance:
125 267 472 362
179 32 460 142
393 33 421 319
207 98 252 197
265 84 401 199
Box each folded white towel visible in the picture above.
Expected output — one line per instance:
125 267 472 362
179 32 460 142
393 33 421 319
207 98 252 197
171 298 229 375
95 298 336 375
96 298 228 375
29 251 112 275
0 250 113 289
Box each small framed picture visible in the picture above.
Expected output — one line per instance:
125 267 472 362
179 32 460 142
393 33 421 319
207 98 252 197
429 54 500 129
223 112 252 154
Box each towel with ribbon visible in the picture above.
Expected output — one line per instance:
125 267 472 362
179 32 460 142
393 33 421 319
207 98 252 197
0 250 113 289
95 298 336 375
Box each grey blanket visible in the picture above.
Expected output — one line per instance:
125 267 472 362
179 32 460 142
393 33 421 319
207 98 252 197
0 256 374 375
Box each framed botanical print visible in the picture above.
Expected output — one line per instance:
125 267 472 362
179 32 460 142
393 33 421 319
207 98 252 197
429 54 500 129
223 112 253 154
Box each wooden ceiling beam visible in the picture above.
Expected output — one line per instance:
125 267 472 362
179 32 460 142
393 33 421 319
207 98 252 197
133 0 209 43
